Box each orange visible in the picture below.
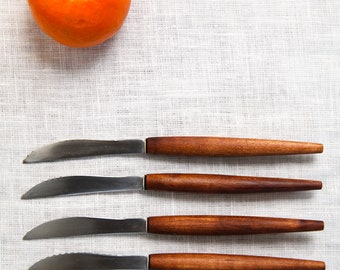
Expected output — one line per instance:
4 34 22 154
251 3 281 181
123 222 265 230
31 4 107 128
28 0 131 48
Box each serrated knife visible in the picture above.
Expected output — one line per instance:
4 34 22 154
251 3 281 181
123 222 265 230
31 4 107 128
28 253 325 270
23 137 323 163
23 216 324 240
21 174 322 199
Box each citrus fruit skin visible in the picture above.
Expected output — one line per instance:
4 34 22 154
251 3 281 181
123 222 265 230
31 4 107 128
28 0 131 48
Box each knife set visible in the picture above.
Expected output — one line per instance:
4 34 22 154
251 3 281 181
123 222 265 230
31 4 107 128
23 136 325 269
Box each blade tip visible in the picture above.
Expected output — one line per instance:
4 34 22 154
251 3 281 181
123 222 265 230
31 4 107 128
23 143 58 163
23 153 42 164
21 191 43 200
23 233 32 240
21 189 40 200
21 194 29 200
23 229 42 240
22 157 32 164
23 232 44 240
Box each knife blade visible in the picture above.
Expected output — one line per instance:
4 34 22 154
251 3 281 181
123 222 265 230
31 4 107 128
23 137 323 163
28 253 326 270
29 253 147 270
21 174 323 199
23 215 324 240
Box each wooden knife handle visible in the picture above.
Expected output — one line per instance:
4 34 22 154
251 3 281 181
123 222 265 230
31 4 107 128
147 216 324 235
146 137 323 156
145 174 322 193
149 253 325 270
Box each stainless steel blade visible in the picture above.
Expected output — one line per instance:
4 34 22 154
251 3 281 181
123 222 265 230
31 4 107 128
23 217 147 240
28 253 148 270
23 139 145 163
21 176 144 199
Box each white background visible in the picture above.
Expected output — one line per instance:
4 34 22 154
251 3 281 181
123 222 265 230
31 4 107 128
1 0 339 269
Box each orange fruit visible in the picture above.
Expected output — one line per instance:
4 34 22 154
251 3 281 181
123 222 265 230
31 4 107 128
28 0 131 48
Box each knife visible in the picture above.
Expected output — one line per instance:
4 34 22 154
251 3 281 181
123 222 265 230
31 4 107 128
23 216 324 240
28 253 326 270
21 174 323 199
23 137 323 163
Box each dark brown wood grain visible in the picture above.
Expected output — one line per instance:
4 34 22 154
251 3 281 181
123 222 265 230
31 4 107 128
149 253 325 270
145 173 322 193
147 216 324 235
146 137 323 156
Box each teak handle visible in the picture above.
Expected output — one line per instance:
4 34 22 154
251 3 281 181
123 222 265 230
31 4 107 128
145 174 322 193
147 216 324 235
149 253 325 270
146 137 323 156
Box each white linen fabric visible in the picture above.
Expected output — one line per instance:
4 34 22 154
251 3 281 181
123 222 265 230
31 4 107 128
1 0 339 269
